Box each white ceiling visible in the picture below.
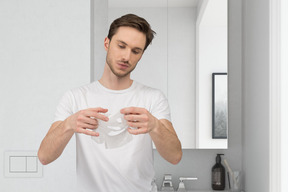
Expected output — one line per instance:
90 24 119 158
109 0 200 8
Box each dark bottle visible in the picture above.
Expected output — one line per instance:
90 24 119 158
211 154 225 190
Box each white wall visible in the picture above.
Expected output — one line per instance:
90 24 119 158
91 0 108 81
242 0 270 191
0 1 90 191
167 8 196 148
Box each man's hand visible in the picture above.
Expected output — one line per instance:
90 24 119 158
120 107 157 135
121 106 182 164
38 107 109 165
65 107 109 136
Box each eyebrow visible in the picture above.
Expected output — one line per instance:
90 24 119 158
117 40 144 52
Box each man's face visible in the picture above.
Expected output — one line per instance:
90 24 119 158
104 26 146 78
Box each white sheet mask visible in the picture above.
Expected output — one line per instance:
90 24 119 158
91 111 133 149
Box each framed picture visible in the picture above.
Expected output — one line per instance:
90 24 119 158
212 73 228 139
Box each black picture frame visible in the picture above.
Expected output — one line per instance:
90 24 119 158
212 73 228 139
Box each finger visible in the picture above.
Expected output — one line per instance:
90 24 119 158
90 107 108 113
86 117 98 126
127 127 149 135
124 114 148 123
76 128 99 136
78 122 97 130
76 115 98 126
94 113 109 121
84 109 109 121
127 121 147 128
120 107 145 115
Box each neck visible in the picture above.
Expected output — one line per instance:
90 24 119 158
99 64 133 90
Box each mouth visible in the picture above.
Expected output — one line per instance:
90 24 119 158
117 62 130 69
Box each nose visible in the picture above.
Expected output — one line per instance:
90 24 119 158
121 49 131 61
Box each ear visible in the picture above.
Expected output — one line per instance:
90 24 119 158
104 37 110 51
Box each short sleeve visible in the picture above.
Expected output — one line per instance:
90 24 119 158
150 90 171 122
54 90 74 122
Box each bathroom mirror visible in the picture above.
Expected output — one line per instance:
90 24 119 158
93 0 228 149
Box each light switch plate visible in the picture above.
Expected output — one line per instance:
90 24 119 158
4 151 43 178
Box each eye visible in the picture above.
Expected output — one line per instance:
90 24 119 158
132 50 141 55
118 44 125 49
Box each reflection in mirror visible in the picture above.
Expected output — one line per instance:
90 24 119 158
196 0 228 149
212 73 228 139
93 0 228 149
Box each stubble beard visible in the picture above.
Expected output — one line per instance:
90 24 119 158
106 56 137 78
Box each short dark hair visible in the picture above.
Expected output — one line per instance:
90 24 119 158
107 14 156 50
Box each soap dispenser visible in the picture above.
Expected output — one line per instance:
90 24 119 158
212 154 225 190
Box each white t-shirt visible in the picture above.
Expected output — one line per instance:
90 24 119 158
54 81 171 192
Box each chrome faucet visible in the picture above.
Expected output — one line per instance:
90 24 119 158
160 174 174 191
176 177 198 192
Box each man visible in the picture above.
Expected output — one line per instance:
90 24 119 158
38 14 182 192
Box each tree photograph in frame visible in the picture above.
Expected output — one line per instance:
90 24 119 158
212 73 228 139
